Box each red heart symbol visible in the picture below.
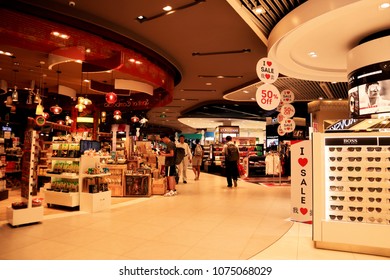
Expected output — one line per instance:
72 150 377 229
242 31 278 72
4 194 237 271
298 158 308 167
265 74 270 79
300 208 308 215
267 61 272 66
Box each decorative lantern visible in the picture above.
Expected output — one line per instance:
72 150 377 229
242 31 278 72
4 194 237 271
5 96 13 107
113 110 122 120
105 91 117 104
35 104 44 115
50 104 62 114
75 103 86 112
131 115 139 123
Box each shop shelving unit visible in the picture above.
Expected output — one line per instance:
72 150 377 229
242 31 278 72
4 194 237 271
44 157 81 208
313 131 390 256
101 164 126 196
79 155 111 212
6 130 43 226
0 138 7 201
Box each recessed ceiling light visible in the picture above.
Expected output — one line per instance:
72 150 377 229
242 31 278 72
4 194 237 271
308 51 318 58
318 97 323 100
0 50 13 56
163 6 172 11
243 90 249 93
379 2 390 9
206 82 212 86
253 6 266 14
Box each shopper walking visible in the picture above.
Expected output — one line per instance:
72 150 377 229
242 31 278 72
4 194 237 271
192 139 203 181
222 135 240 188
160 133 177 196
176 135 192 184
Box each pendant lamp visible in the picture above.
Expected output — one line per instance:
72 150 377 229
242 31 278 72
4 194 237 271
105 91 117 104
131 115 139 123
5 96 13 107
50 69 62 114
11 86 18 102
113 110 122 120
35 103 44 115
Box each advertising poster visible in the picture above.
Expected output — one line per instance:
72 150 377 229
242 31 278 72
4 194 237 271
290 140 312 223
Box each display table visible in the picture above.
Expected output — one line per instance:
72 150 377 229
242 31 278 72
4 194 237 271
80 190 112 212
6 205 44 227
125 174 151 197
101 164 126 197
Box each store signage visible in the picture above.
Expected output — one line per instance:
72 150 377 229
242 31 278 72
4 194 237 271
281 89 295 103
35 116 46 126
280 104 295 118
326 118 360 131
104 99 150 109
256 84 281 111
280 119 296 133
325 137 377 146
256 57 279 84
218 126 239 133
291 140 312 223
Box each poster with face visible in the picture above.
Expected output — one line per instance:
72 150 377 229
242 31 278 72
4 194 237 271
349 79 390 117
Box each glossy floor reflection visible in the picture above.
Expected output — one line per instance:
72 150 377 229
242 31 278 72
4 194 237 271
0 172 388 260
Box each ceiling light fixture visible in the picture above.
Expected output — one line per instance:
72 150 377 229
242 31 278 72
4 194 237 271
136 0 205 23
253 6 266 14
192 49 251 56
379 2 390 9
308 51 318 58
113 110 122 120
51 31 70 39
198 75 243 79
105 91 117 104
131 115 140 123
0 50 13 57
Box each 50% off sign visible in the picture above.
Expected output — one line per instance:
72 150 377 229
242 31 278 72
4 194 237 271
256 84 281 111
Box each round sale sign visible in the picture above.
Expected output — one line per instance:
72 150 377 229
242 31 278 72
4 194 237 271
256 57 279 84
277 125 286 136
256 84 281 111
280 103 295 118
281 90 295 103
280 119 296 133
277 113 285 123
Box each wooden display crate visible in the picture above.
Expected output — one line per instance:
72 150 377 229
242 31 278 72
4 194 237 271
152 178 166 195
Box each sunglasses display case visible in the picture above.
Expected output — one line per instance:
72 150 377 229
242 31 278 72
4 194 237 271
313 131 390 256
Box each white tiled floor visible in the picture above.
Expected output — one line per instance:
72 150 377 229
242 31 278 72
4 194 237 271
0 171 388 260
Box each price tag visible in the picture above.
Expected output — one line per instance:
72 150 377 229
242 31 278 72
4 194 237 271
256 84 281 111
280 104 295 118
281 90 295 103
277 125 286 136
280 119 296 133
256 57 279 84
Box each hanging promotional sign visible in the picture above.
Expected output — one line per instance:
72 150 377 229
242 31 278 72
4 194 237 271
291 140 312 223
256 57 279 84
280 103 296 119
256 84 281 111
277 125 286 136
281 89 295 104
277 113 285 123
280 118 296 133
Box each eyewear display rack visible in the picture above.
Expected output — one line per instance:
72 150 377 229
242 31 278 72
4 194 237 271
6 130 43 226
313 131 390 257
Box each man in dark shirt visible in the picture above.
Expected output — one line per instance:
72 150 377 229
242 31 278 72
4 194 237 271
160 133 177 196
